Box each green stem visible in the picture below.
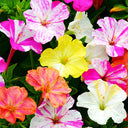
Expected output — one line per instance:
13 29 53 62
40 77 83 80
29 50 34 69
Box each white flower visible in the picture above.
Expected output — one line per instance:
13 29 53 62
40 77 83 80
77 79 127 125
68 12 94 43
85 43 109 69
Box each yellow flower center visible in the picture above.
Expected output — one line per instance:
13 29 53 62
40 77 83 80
61 57 68 65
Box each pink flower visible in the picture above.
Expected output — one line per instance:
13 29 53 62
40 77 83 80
92 17 128 57
24 0 69 44
64 0 93 12
0 57 7 73
0 19 42 54
82 58 127 90
0 86 37 124
30 96 83 128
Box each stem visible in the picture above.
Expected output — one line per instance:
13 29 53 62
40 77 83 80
29 50 34 69
6 48 16 73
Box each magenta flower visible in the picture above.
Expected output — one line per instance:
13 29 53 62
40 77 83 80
82 58 127 90
92 17 128 57
24 0 69 44
30 96 83 128
0 57 7 73
0 19 42 54
64 0 93 12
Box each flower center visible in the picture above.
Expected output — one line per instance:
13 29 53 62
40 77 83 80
41 20 51 26
9 106 15 112
109 36 116 45
61 58 68 65
53 115 60 124
99 102 106 110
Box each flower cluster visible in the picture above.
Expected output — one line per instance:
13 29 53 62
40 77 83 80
0 0 128 127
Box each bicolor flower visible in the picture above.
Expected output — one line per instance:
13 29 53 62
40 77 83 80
77 79 127 125
0 76 5 87
0 86 37 124
26 67 71 108
68 12 94 43
92 17 128 57
64 0 93 12
30 96 83 128
85 44 109 69
0 19 42 53
82 58 127 90
0 57 7 73
24 0 69 44
39 34 88 78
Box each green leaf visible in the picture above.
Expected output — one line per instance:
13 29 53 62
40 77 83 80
125 0 128 6
117 121 128 128
20 76 37 94
89 6 106 24
2 63 17 83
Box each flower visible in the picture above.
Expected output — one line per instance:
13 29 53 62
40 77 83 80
68 12 94 43
77 79 127 125
64 0 93 12
0 57 7 73
85 43 109 69
30 96 83 128
26 67 71 108
0 19 42 54
24 0 69 44
82 58 127 90
92 17 128 57
39 34 88 78
0 86 37 123
0 75 5 87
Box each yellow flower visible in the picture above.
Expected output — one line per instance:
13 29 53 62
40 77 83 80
39 34 88 78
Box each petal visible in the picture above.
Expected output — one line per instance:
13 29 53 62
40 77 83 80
17 98 37 115
26 69 43 91
92 58 110 77
0 75 5 87
23 9 41 30
72 0 93 12
48 1 69 22
64 0 73 3
33 26 54 44
82 69 101 84
0 20 10 37
60 110 83 128
106 45 124 57
30 116 53 128
7 86 28 106
30 0 52 20
0 57 7 73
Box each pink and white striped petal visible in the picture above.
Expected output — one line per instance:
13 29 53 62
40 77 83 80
0 75 5 87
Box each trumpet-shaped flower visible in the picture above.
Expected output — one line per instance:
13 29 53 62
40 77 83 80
85 44 109 69
0 86 37 124
0 19 42 53
77 79 127 125
83 58 127 90
30 96 83 128
92 17 128 57
26 67 71 108
24 0 69 44
64 0 93 12
39 34 88 78
68 12 94 43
